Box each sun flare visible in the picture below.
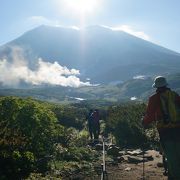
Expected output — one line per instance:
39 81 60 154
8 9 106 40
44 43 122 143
62 0 101 15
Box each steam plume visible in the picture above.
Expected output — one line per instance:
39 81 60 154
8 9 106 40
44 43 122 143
0 47 90 88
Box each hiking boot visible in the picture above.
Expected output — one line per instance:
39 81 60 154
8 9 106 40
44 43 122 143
163 171 168 176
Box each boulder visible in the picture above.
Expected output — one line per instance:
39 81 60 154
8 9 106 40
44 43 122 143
118 150 126 156
117 156 125 163
95 144 103 151
125 167 132 171
157 162 164 167
127 155 145 164
127 149 143 156
107 146 120 156
143 155 154 161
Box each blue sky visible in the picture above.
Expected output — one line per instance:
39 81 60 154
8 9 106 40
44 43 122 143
1 0 180 52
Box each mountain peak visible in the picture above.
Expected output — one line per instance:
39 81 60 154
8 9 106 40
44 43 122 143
1 25 180 87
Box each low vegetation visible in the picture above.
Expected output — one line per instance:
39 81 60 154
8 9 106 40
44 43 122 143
0 96 159 179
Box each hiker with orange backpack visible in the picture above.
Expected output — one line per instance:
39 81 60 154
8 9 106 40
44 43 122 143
142 76 180 180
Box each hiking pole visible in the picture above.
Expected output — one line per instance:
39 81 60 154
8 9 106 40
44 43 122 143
142 128 145 180
101 136 108 180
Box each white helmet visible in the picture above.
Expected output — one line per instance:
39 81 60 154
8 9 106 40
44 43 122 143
152 76 168 88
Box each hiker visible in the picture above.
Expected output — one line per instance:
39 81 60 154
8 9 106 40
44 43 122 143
87 109 94 140
92 109 100 140
142 76 180 180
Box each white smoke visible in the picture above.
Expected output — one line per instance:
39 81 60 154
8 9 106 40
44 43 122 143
133 75 146 80
0 47 91 88
130 96 137 101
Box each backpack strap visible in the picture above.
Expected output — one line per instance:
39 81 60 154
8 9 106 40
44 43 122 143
160 93 171 124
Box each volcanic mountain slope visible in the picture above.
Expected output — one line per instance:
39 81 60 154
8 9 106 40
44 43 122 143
0 25 180 84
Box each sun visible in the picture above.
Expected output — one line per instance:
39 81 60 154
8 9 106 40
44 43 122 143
62 0 101 15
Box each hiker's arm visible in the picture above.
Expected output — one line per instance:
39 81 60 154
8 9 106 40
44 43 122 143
143 97 156 126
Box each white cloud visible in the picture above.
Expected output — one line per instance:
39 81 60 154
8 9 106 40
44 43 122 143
27 16 80 30
28 16 52 25
102 25 150 41
70 26 80 30
0 47 90 88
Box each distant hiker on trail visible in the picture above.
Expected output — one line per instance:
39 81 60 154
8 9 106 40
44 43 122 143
92 109 100 140
87 109 100 141
87 109 93 140
142 76 180 180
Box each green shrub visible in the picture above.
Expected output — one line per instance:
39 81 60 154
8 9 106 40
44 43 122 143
106 103 147 148
0 97 58 179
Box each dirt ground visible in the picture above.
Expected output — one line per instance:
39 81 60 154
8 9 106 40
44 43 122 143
29 151 167 180
65 147 168 180
90 150 167 180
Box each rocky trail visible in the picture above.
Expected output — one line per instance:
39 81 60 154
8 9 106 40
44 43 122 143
66 141 168 180
95 149 167 180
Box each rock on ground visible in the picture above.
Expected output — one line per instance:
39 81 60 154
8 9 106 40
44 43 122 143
86 150 168 180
